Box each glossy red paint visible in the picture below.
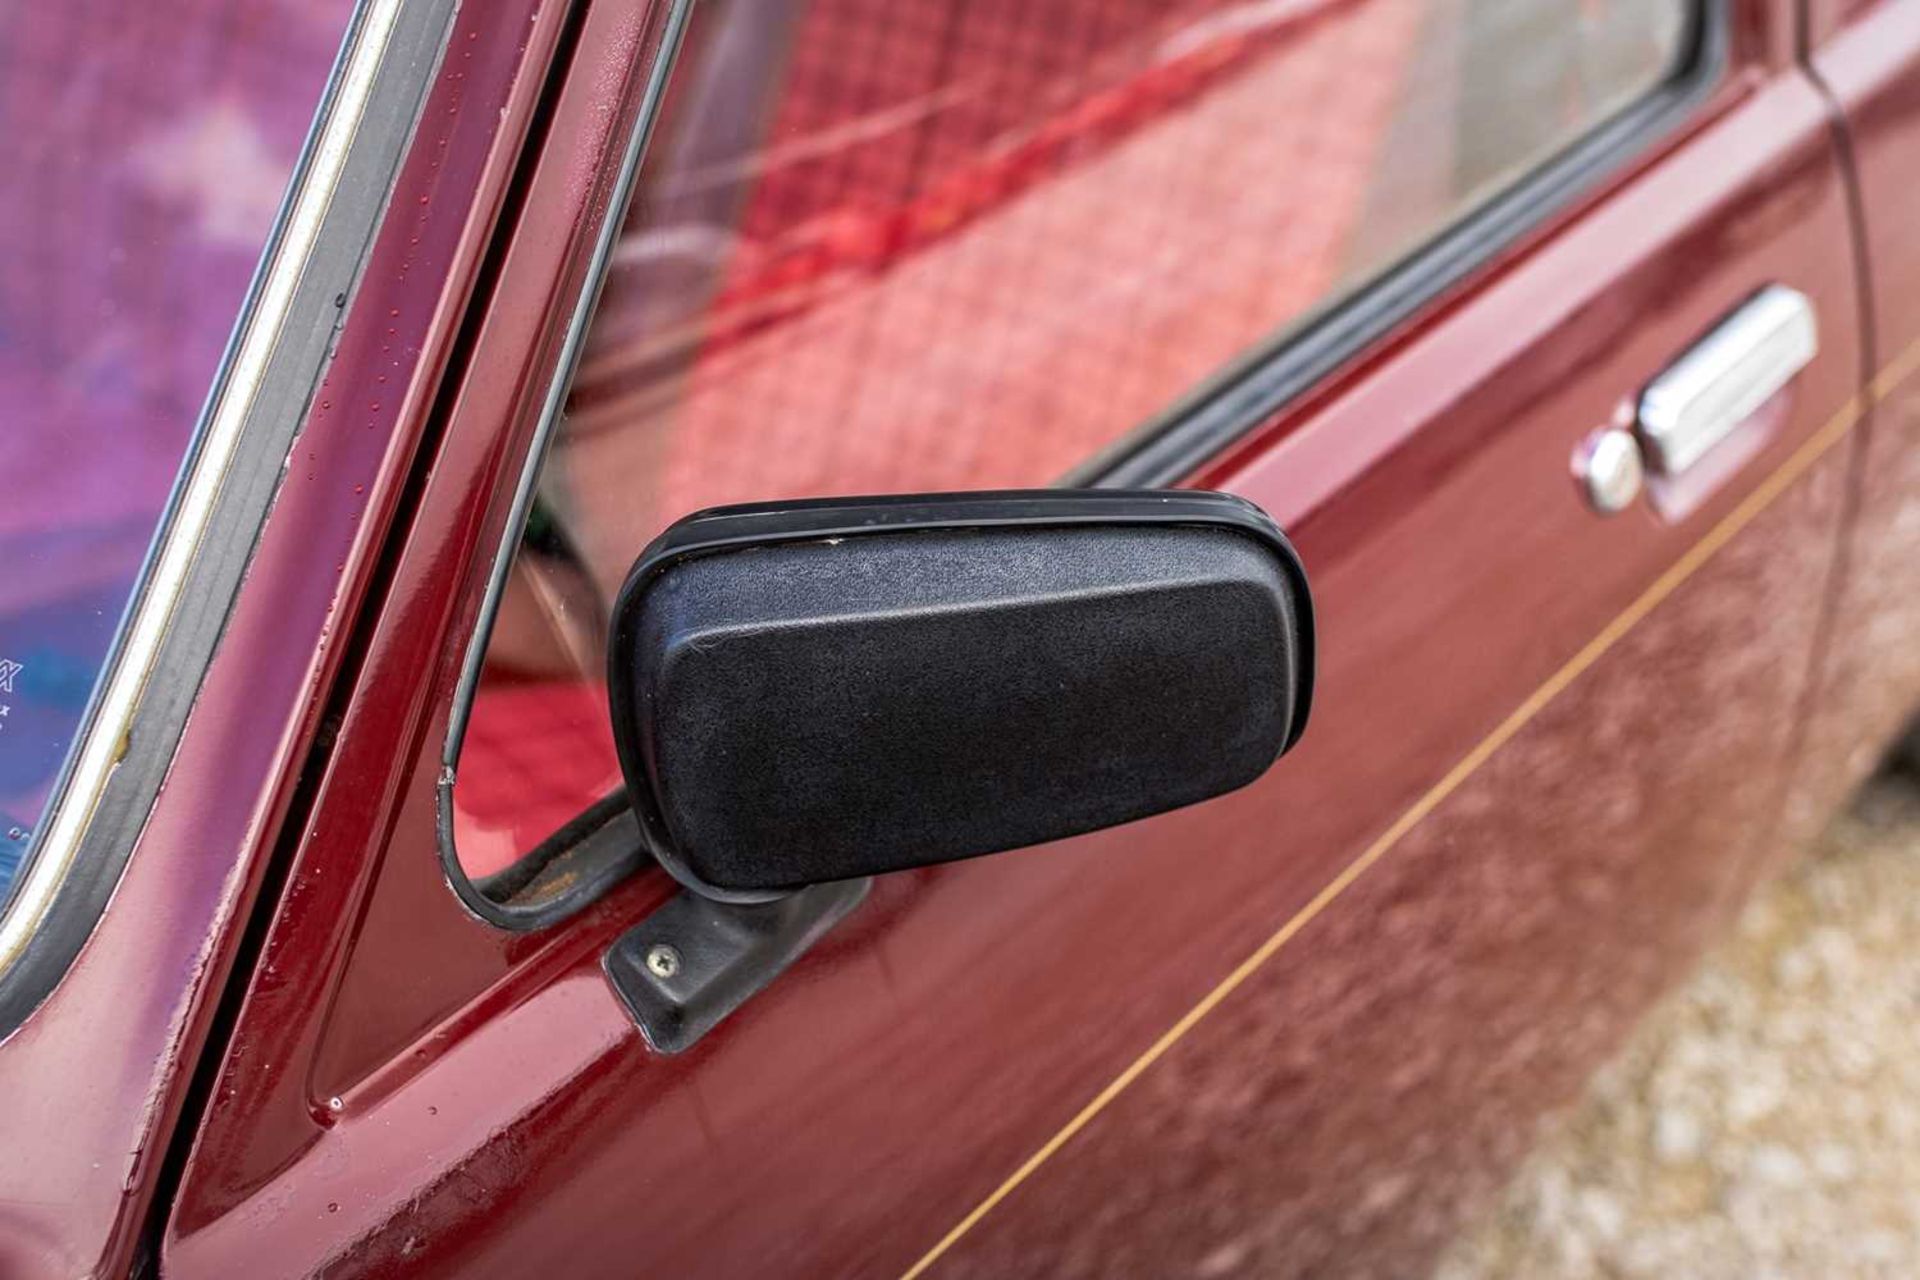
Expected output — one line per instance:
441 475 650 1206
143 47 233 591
0 3 564 1275
143 4 1898 1280
933 455 1850 1278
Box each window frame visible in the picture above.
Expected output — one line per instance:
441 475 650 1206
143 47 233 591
439 0 1731 928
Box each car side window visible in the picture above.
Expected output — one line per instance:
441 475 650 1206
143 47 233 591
449 0 1694 879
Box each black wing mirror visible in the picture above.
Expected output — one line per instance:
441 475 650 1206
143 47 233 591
608 490 1313 902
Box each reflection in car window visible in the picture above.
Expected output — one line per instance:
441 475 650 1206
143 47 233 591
0 0 352 901
451 0 1692 878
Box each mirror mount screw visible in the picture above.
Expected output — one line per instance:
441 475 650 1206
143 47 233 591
644 943 683 980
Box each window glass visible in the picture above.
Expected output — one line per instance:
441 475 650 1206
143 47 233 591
452 0 1692 877
0 0 353 902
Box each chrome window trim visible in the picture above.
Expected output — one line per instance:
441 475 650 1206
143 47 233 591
0 0 460 1031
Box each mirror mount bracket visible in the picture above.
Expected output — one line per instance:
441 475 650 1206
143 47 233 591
603 876 870 1053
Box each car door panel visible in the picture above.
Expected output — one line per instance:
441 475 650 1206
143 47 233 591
751 66 1864 1279
163 2 1865 1278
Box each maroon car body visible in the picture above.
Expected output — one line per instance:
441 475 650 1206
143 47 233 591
0 0 1916 1275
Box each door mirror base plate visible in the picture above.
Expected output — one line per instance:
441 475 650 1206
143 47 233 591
603 877 870 1052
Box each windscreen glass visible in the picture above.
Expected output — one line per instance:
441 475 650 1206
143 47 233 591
0 0 353 902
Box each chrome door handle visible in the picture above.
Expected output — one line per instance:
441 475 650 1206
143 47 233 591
1635 285 1818 476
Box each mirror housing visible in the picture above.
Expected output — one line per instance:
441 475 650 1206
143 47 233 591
608 491 1312 901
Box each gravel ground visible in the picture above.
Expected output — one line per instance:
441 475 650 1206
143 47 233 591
1438 757 1920 1280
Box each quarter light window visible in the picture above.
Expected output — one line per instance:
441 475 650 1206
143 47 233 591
451 0 1694 878
0 0 352 905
